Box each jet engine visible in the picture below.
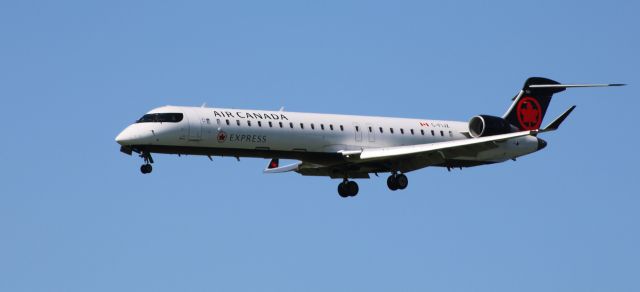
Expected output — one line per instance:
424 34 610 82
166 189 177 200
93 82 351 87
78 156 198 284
468 115 513 137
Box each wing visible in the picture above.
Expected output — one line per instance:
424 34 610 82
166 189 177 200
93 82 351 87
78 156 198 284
357 130 534 160
264 130 536 178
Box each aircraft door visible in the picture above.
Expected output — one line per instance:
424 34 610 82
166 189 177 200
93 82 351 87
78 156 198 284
366 123 375 142
354 123 362 142
187 113 203 141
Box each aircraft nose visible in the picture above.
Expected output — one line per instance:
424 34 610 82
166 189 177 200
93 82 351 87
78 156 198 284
115 128 138 146
537 138 547 150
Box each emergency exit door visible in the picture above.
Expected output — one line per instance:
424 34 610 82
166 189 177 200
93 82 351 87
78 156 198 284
188 115 203 141
354 123 362 142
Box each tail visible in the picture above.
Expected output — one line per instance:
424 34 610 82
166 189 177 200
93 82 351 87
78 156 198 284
503 77 625 130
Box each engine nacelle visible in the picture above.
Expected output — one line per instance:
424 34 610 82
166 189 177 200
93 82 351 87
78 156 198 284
468 115 513 138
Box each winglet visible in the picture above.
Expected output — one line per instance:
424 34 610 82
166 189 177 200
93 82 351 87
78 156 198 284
541 105 576 132
263 158 302 173
267 158 279 169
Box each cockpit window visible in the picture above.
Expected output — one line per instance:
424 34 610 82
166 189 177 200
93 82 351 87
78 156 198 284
136 113 183 123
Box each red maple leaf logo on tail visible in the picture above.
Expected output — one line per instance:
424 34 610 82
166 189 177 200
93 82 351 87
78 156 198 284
516 97 542 130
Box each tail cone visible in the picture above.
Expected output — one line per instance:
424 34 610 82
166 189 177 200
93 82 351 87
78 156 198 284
537 138 547 150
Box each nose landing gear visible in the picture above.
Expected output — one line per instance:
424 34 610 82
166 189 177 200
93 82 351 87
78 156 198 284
139 151 154 174
140 164 153 174
387 173 408 191
337 179 359 198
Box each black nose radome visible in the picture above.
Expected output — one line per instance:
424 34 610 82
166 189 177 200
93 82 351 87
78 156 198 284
537 138 547 150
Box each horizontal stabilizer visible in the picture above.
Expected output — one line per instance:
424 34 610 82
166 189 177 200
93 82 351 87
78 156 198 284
529 83 626 89
504 77 625 131
541 106 576 132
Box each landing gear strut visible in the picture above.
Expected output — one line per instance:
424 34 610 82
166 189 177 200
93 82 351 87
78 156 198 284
387 173 408 191
140 151 154 174
338 179 359 198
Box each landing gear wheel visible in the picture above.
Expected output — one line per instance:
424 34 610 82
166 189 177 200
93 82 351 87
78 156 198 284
139 151 154 174
396 174 408 190
140 164 152 174
387 175 399 191
346 181 359 197
338 183 349 198
387 173 408 191
338 180 359 197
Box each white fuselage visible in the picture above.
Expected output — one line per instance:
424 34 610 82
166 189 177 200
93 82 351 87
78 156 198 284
115 105 540 168
113 77 621 196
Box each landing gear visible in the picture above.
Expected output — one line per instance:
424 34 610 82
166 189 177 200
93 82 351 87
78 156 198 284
387 175 398 191
140 164 153 174
387 173 408 191
139 151 154 174
338 179 359 198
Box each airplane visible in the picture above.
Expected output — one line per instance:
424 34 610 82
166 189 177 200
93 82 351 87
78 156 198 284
115 77 624 197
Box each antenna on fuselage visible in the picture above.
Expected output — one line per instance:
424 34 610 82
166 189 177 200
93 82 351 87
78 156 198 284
201 102 207 108
279 106 285 112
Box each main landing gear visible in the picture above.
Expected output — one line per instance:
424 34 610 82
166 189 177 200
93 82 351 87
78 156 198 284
338 179 359 198
337 173 409 197
139 151 154 174
387 173 408 191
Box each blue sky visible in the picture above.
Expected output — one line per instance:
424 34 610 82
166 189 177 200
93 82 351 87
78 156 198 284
1 1 638 291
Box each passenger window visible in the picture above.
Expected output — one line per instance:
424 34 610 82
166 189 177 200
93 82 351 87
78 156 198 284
268 121 273 128
440 130 444 136
279 122 283 128
330 124 334 131
340 125 344 131
355 126 360 132
289 122 294 129
379 127 383 133
216 119 220 125
258 121 262 127
300 123 304 129
311 123 315 130
390 128 394 134
321 124 325 130
449 131 453 137
410 129 414 135
226 119 230 126
368 126 372 133
236 120 241 126
247 120 252 127
400 129 404 135
421 129 425 135
431 130 435 136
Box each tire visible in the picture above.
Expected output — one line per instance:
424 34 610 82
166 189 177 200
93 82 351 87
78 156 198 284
346 181 359 197
338 183 349 198
396 174 408 190
387 175 398 191
140 164 152 174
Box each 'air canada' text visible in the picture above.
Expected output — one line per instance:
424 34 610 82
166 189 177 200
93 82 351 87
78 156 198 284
212 110 288 120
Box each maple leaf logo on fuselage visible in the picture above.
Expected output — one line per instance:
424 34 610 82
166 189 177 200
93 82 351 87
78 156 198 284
217 131 227 143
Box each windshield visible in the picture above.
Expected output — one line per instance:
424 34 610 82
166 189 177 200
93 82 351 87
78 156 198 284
136 113 183 123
